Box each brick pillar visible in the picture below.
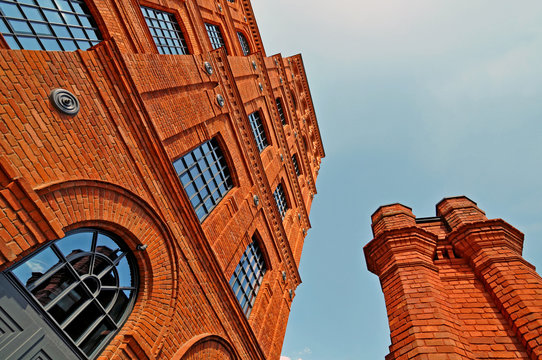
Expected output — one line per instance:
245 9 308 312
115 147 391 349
440 197 542 359
365 204 475 360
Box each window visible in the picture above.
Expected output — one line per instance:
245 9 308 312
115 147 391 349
0 0 102 51
292 154 301 176
140 6 189 55
8 229 138 359
237 31 249 55
276 98 287 125
273 183 288 218
248 111 268 152
229 238 266 317
205 23 226 53
173 138 233 221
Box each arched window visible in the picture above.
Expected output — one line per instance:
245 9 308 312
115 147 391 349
236 31 250 55
229 237 266 317
8 228 138 359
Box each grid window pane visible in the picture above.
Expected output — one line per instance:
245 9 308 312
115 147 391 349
229 239 266 317
173 139 233 221
237 31 249 56
9 229 138 359
248 111 268 152
140 6 189 55
276 98 287 125
0 0 102 51
273 183 288 219
205 22 226 53
292 154 301 176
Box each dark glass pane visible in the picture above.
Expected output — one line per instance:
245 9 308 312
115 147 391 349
79 319 115 356
109 290 130 323
70 255 92 276
49 284 90 325
12 247 61 288
140 6 189 55
30 265 76 306
96 289 115 309
64 301 101 341
99 268 117 287
92 254 113 276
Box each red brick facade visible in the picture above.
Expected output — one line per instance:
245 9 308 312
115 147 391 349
0 0 324 359
365 197 542 360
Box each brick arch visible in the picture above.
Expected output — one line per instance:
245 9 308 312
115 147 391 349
172 334 238 360
35 179 182 358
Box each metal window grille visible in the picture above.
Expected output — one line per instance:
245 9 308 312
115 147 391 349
8 229 138 359
173 138 233 221
0 0 102 51
140 6 189 55
292 154 301 176
237 31 249 55
276 98 287 125
229 239 266 317
248 111 268 152
273 183 288 218
205 22 226 53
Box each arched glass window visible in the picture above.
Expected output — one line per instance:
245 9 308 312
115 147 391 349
8 229 138 359
237 31 250 55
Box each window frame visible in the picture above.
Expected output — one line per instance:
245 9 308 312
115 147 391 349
276 97 287 126
236 30 250 56
248 110 269 153
273 182 289 219
291 153 301 176
204 22 227 54
140 5 190 55
0 0 103 51
172 137 235 222
229 235 267 317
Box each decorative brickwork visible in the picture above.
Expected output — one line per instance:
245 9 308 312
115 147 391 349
365 196 542 360
0 1 324 359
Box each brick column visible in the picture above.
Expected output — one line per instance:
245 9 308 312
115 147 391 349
365 204 474 360
440 197 542 359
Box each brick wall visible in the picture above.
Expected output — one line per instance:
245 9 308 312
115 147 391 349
0 0 324 359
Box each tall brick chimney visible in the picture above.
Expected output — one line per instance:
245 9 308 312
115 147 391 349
364 196 542 360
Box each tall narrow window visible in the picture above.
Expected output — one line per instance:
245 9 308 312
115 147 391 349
237 31 250 55
205 23 226 53
173 139 233 221
276 98 287 126
0 0 102 51
273 183 288 219
8 228 138 359
141 6 189 55
229 238 266 317
292 154 301 176
248 111 268 152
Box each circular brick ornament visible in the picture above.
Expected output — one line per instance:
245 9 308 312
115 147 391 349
49 88 80 115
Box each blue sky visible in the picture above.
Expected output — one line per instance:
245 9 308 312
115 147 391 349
251 1 542 359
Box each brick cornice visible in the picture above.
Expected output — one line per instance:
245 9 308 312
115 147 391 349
364 226 438 276
448 219 525 259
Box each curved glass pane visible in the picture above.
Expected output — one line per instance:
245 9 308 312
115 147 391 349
12 246 60 287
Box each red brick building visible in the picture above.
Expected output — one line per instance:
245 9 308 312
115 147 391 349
365 197 542 360
0 0 324 359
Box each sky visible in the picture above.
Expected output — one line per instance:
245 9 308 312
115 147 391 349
251 1 542 359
